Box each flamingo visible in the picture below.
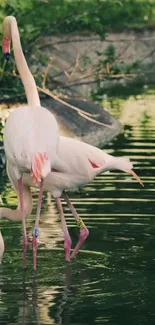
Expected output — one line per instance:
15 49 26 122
2 16 64 269
1 141 142 263
0 230 4 264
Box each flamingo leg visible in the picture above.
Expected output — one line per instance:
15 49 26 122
18 177 28 267
62 192 89 259
32 179 44 270
55 197 72 261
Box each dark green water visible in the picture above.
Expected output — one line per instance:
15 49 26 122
0 93 155 325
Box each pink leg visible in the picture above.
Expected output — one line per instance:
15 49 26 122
63 192 89 259
32 179 44 270
18 178 28 267
55 197 72 261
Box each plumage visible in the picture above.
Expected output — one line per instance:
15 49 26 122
21 136 140 198
4 105 59 178
2 16 60 269
0 230 4 264
4 136 142 262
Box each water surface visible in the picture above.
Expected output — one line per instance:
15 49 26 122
0 92 155 325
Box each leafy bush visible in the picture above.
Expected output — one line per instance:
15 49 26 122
0 0 155 101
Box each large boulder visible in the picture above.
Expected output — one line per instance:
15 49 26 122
42 97 122 147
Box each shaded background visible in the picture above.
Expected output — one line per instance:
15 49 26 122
0 1 155 325
1 0 155 102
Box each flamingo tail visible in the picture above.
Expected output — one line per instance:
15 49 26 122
31 152 51 184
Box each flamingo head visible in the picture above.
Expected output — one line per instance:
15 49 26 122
2 16 12 62
2 38 10 61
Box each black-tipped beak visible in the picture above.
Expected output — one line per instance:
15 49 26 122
4 52 10 62
126 169 144 187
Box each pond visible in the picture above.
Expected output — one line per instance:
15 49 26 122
0 90 155 325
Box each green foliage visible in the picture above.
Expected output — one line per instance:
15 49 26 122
0 0 155 101
104 45 117 64
91 43 145 101
0 0 155 43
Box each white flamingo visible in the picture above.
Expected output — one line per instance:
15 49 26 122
0 230 4 264
1 16 143 266
2 16 63 269
2 142 142 262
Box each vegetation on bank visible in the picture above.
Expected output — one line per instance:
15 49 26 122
0 0 155 102
0 0 155 39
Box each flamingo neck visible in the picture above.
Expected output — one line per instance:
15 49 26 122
9 17 40 107
0 185 33 221
0 207 21 221
0 231 4 264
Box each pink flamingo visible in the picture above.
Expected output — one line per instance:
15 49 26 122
3 143 142 263
2 16 63 269
1 16 143 267
0 230 4 264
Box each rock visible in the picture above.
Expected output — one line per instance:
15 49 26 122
36 30 155 98
41 97 122 147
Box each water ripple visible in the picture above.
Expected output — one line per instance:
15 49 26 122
0 98 155 324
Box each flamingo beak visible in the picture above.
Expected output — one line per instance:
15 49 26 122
126 169 144 187
2 37 10 62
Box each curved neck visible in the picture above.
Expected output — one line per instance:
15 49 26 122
0 185 33 221
0 207 21 221
0 231 4 264
10 17 40 107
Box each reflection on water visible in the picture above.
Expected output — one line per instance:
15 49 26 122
0 91 155 324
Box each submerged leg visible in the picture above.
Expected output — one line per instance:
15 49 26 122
63 192 89 259
18 177 28 267
55 197 72 261
32 179 44 270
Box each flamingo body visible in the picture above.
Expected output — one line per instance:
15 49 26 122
21 136 134 197
5 136 142 261
2 15 61 268
0 230 4 264
4 105 59 179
